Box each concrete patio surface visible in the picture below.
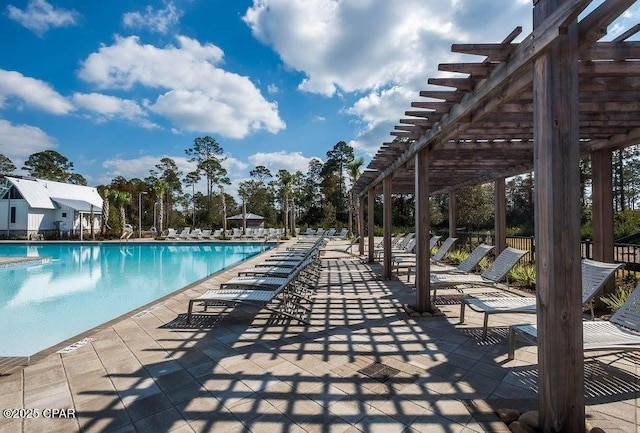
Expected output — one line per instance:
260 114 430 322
0 238 638 432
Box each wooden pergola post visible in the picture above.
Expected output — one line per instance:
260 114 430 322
368 189 375 263
358 194 365 256
448 190 457 239
591 149 615 299
382 177 393 278
533 0 584 430
415 149 431 312
495 178 507 255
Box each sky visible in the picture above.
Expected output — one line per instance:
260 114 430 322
1 0 639 198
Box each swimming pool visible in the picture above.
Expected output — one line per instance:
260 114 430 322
0 242 271 357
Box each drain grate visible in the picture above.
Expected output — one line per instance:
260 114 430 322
358 362 400 382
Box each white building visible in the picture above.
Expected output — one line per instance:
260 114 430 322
0 176 103 239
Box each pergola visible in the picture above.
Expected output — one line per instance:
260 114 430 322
351 0 639 431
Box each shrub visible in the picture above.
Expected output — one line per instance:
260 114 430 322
477 257 492 272
600 285 635 313
445 249 469 265
509 263 536 290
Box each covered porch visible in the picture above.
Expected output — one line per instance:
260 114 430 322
352 1 640 430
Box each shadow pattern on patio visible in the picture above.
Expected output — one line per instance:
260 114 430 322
1 247 639 432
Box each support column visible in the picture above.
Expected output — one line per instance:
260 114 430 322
383 177 392 279
415 149 431 312
592 149 615 299
358 194 365 256
368 189 375 263
448 190 457 239
495 178 507 255
533 0 584 430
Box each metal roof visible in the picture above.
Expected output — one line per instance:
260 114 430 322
226 213 265 220
7 177 103 211
352 2 640 197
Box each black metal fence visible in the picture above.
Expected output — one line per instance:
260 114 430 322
451 231 640 277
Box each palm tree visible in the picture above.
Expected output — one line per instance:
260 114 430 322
218 176 231 238
101 189 110 236
154 180 167 234
109 190 132 236
347 157 364 238
277 170 294 238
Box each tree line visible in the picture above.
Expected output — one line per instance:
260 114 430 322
1 142 640 240
0 139 366 238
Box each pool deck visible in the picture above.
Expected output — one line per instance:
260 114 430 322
0 238 638 432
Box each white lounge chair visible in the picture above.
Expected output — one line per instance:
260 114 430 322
165 228 178 240
200 229 212 239
211 229 222 239
418 243 495 276
178 227 191 240
429 247 529 298
374 233 415 259
326 228 336 238
509 281 640 360
461 259 624 340
189 228 202 239
394 237 457 279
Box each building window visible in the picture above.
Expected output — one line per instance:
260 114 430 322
62 212 67 217
10 207 15 224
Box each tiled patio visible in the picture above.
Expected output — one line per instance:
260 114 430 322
0 239 638 432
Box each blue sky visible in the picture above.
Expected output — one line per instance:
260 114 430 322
1 0 638 197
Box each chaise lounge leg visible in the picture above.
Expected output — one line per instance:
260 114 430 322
187 300 195 324
482 313 489 341
508 326 516 360
459 301 466 324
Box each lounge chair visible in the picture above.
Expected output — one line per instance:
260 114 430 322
461 259 623 340
428 247 529 299
508 281 640 360
337 228 348 239
326 228 336 238
394 237 457 279
374 233 414 259
211 229 222 239
186 247 321 324
178 227 191 240
200 229 212 239
189 228 202 239
165 228 178 240
315 228 325 237
186 274 303 323
410 243 494 278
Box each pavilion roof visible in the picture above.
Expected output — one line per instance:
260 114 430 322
352 1 640 197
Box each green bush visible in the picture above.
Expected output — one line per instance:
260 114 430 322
445 249 470 265
600 285 635 313
477 257 491 272
509 263 536 289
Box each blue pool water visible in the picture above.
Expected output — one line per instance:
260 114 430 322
0 242 270 357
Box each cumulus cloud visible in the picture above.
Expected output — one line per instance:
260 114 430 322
100 155 197 184
0 69 74 115
243 0 533 155
267 84 280 94
78 35 285 139
71 92 158 129
122 1 182 34
248 151 320 174
0 120 57 167
6 0 79 37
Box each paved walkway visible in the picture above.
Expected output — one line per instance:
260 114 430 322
0 239 638 432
